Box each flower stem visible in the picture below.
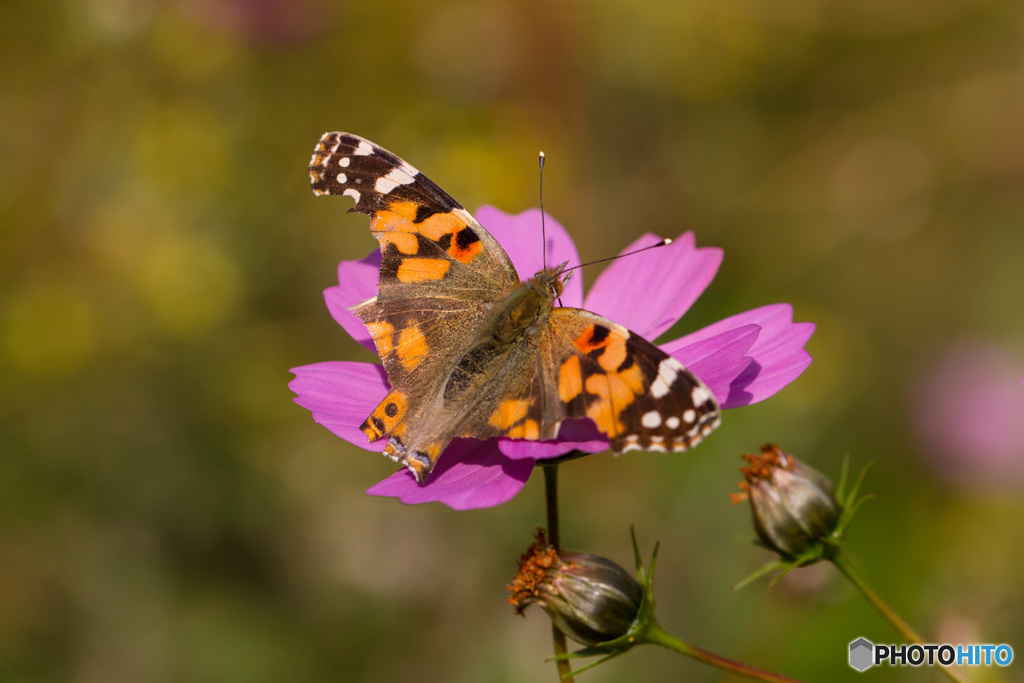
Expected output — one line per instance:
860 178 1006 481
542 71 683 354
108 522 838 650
542 462 574 683
644 620 806 683
831 552 972 683
831 551 922 642
543 461 562 551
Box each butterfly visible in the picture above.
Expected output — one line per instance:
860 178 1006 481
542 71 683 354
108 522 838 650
309 133 720 483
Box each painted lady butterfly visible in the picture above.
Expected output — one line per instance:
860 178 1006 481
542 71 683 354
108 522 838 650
309 133 720 483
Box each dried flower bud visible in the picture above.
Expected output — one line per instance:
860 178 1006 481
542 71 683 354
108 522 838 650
508 530 643 647
733 444 840 561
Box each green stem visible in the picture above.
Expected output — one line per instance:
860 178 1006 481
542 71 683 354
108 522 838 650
832 551 922 643
644 621 806 683
549 623 572 682
542 462 574 683
832 552 972 683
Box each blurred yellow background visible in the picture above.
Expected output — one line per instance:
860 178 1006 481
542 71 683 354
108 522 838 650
2 0 1022 681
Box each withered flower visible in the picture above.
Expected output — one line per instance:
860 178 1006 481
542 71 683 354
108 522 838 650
508 530 643 647
733 444 840 561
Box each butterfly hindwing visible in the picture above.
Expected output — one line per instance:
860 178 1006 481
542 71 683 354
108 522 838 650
352 294 491 404
542 308 721 453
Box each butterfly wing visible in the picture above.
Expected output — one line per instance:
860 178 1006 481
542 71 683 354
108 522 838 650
439 307 721 453
538 308 721 452
310 132 519 300
310 133 528 480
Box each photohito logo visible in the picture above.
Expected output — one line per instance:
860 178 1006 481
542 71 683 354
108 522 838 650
849 637 1014 671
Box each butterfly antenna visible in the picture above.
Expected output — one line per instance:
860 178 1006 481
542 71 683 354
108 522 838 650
558 238 673 276
539 151 547 268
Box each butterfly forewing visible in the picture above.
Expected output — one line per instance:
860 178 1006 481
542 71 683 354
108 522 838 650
310 132 518 300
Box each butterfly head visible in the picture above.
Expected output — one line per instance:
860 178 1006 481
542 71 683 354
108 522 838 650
531 261 571 303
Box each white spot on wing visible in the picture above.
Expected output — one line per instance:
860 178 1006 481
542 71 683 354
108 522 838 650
641 411 662 429
650 358 679 398
682 409 696 424
354 140 374 156
666 416 681 430
336 173 347 184
339 157 350 167
376 166 417 194
343 188 361 203
691 385 712 407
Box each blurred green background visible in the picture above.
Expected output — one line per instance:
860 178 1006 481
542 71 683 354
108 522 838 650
2 0 1022 681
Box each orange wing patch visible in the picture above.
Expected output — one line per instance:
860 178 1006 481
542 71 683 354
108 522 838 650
573 324 607 354
597 334 627 372
487 398 541 440
582 356 645 437
558 356 583 402
489 398 533 429
507 418 540 440
379 231 419 254
396 325 429 370
396 258 451 283
369 200 420 233
418 211 466 241
573 324 628 372
361 389 410 441
364 320 396 359
370 201 484 267
447 227 483 264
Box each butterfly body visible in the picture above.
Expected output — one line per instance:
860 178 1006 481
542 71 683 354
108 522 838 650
310 133 720 483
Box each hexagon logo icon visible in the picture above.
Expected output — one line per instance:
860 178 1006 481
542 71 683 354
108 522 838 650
849 638 874 671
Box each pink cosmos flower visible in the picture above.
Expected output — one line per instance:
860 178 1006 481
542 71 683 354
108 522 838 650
912 342 1024 490
290 206 815 510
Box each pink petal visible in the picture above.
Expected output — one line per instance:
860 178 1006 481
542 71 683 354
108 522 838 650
664 304 814 408
325 252 381 351
583 232 722 341
367 438 535 509
473 206 584 307
666 324 760 406
289 361 388 451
